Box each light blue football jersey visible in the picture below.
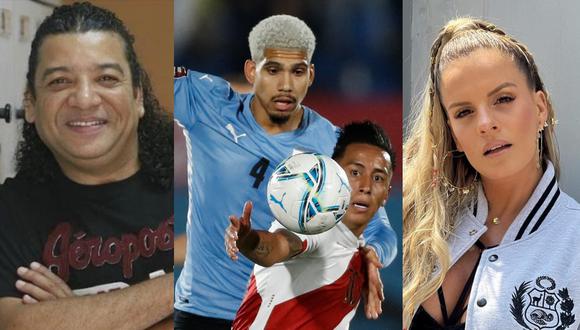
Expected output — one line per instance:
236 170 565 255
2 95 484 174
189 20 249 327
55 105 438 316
174 70 397 320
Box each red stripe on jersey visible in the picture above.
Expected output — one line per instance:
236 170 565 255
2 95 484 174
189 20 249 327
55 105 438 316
232 274 262 330
264 251 365 330
300 239 308 253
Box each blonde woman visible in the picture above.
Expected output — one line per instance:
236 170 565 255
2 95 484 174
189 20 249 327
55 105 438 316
403 18 580 329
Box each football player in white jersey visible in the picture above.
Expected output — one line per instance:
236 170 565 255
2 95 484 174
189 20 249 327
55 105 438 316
226 121 395 329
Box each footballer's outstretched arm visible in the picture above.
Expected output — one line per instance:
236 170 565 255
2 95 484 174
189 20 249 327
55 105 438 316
225 201 303 267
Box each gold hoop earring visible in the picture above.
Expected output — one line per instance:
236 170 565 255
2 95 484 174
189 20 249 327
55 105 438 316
437 150 479 195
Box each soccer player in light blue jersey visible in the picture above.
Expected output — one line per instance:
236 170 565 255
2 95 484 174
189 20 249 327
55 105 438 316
174 14 397 329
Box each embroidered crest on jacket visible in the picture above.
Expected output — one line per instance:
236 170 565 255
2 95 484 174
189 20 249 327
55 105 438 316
510 275 576 329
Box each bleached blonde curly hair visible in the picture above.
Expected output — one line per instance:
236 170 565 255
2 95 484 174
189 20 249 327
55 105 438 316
248 14 316 63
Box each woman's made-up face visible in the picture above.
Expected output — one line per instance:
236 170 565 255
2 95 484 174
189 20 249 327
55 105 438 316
439 48 547 181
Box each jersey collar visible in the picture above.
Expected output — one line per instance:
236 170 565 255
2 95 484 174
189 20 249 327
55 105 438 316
242 94 311 138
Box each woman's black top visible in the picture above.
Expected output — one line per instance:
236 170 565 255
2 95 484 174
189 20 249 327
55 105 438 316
410 240 496 330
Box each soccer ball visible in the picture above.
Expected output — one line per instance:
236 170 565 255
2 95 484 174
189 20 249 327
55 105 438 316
267 153 351 235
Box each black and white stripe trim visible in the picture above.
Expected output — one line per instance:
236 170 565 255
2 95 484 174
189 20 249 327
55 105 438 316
514 174 560 240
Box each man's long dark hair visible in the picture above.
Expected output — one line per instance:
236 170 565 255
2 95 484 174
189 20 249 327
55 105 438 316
16 2 172 189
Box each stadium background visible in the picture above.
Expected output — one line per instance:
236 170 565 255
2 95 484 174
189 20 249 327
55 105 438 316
173 0 403 329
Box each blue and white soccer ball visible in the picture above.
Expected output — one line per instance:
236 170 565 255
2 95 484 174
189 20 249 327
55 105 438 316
267 153 351 235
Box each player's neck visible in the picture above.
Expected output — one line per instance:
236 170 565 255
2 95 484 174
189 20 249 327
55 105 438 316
250 98 304 135
342 218 366 238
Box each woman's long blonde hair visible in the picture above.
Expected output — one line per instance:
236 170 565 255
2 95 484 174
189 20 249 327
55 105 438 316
402 17 560 326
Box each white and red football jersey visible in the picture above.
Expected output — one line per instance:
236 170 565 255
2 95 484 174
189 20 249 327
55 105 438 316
233 222 366 330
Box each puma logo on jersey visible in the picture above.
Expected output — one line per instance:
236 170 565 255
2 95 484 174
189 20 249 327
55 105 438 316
226 123 246 143
199 74 213 82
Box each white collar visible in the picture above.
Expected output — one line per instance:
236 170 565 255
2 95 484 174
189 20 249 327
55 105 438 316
471 161 560 243
448 161 561 264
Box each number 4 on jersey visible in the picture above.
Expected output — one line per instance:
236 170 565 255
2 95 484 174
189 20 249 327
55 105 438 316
250 158 270 188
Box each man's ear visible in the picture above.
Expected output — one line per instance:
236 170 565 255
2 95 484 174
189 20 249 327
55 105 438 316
308 63 315 87
23 90 36 123
381 185 392 206
244 60 257 85
135 87 144 118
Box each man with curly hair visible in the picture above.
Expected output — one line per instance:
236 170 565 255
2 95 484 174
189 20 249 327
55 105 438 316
0 3 173 328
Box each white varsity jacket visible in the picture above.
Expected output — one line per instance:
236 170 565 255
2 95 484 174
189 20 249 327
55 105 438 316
448 162 580 329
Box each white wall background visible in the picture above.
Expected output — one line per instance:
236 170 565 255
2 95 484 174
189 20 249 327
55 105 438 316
404 0 580 200
0 0 57 182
